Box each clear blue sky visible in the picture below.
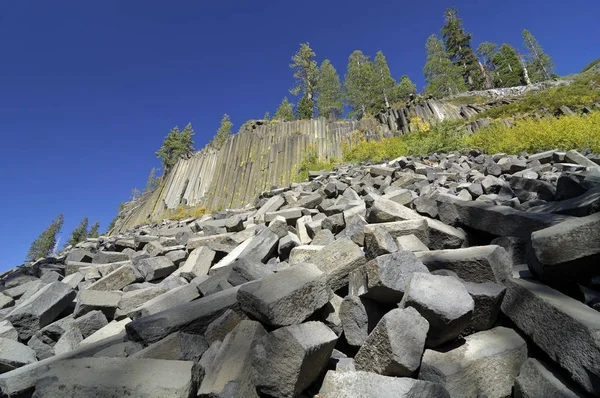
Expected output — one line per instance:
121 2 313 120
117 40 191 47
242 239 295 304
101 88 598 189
1 0 597 269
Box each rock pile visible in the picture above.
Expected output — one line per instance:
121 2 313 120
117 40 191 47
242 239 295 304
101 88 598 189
1 148 599 397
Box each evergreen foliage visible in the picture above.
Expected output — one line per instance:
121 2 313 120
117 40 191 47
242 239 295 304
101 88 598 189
144 167 159 192
156 123 195 173
290 43 319 113
263 111 270 121
316 59 344 119
395 75 417 102
423 35 466 98
212 114 232 149
477 42 525 88
274 97 295 121
67 217 89 247
372 51 397 110
523 29 553 82
297 95 314 120
344 50 376 118
89 221 100 238
26 214 64 261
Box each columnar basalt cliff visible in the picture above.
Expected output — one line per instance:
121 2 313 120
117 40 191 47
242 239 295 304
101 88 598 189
114 100 482 233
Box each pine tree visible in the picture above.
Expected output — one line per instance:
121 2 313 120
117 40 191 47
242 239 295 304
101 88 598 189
89 221 100 238
441 8 489 90
373 51 397 110
26 214 64 261
290 43 319 115
212 114 232 149
297 95 314 120
274 97 295 121
67 217 89 247
263 111 270 121
423 35 467 98
492 44 526 87
144 167 159 192
395 75 417 102
316 59 344 119
523 29 553 83
156 124 195 173
344 50 376 118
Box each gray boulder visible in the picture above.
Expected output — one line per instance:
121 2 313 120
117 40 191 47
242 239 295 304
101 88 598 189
419 327 527 398
364 226 399 260
339 295 385 347
137 256 177 281
464 281 506 332
204 309 244 344
74 290 121 320
0 338 37 373
400 273 474 347
514 358 583 398
237 263 329 327
252 321 337 398
305 238 366 291
355 307 429 377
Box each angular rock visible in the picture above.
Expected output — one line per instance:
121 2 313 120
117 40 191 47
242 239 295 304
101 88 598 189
53 327 83 356
501 277 600 395
400 273 474 347
529 212 600 283
198 320 266 398
305 238 366 291
565 149 598 167
7 282 76 341
339 295 385 347
419 327 527 398
0 338 37 373
126 286 240 345
510 176 556 201
73 310 108 339
92 340 143 358
368 197 421 223
0 320 18 341
252 321 337 398
365 219 429 246
314 294 343 335
396 234 429 252
131 331 208 361
464 281 506 332
364 251 429 304
136 256 177 282
92 251 129 264
228 257 274 285
355 307 429 377
74 290 121 320
364 226 399 260
32 357 195 398
86 264 142 291
514 358 583 398
165 249 187 266
319 371 450 398
278 233 301 259
238 227 279 263
415 245 512 284
128 283 200 319
0 293 14 310
80 318 131 346
204 309 244 344
237 263 329 327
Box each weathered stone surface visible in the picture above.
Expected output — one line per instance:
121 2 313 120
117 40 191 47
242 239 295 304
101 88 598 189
425 218 466 250
514 358 583 398
227 257 274 285
314 294 343 335
128 283 200 319
464 281 506 332
364 219 429 246
32 357 195 398
319 371 450 398
355 307 429 377
438 198 570 238
415 245 512 284
0 338 37 373
80 318 131 346
565 149 598 167
115 286 168 318
0 320 18 341
368 197 422 223
0 293 14 310
198 320 266 398
204 309 244 344
73 310 108 339
92 340 143 358
136 256 177 282
419 327 527 398
396 234 429 252
237 263 329 327
238 227 279 263
131 331 208 361
126 286 240 345
529 212 600 283
364 226 399 260
501 277 600 394
74 290 121 319
53 327 83 356
305 238 366 291
252 321 337 398
400 273 474 347
86 264 142 291
7 282 76 341
92 251 129 264
339 295 385 347
364 251 429 304
528 187 600 217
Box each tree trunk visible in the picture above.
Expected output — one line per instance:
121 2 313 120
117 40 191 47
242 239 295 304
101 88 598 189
478 60 494 89
520 56 532 85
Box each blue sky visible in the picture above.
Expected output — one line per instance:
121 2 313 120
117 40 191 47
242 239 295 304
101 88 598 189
0 0 598 269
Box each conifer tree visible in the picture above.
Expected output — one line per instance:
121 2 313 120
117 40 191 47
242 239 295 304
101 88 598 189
492 44 526 87
274 97 295 121
144 167 159 192
67 217 89 247
26 214 64 261
297 95 314 120
212 114 232 149
441 8 489 90
316 59 344 119
290 43 319 115
523 29 553 82
423 35 466 98
89 221 100 238
156 123 195 173
263 111 270 121
373 51 397 110
395 75 417 102
345 50 376 118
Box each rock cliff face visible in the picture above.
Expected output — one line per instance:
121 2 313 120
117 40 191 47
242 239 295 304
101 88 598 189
115 100 488 233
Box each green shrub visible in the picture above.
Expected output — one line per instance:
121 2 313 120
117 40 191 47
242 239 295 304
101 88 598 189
477 72 600 120
294 144 338 182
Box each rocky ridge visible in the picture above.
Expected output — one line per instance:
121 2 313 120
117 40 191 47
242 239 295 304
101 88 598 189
1 148 600 397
